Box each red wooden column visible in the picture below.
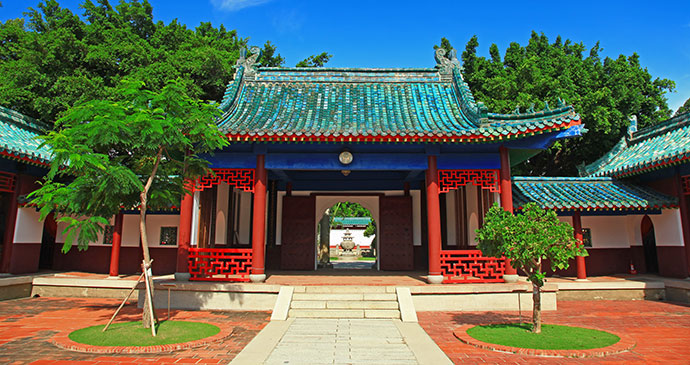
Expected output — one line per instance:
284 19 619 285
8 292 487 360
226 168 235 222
572 211 587 280
676 173 690 276
108 213 124 277
175 183 194 280
426 155 443 284
251 155 267 282
499 146 518 281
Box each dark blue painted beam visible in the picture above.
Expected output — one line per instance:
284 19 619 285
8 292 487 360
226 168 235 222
206 152 500 170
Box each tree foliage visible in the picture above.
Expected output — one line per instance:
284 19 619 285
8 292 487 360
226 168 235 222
676 97 690 116
438 33 675 175
31 79 228 252
0 0 330 123
476 203 586 333
296 52 332 67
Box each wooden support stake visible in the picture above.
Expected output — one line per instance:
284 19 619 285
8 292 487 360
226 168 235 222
103 272 145 332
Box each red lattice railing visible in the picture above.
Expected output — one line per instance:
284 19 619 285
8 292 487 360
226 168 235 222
440 250 506 283
438 170 500 193
195 169 254 192
188 248 252 282
0 171 16 193
682 175 690 195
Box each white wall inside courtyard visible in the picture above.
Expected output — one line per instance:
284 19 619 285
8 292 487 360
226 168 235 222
13 208 44 243
555 209 684 249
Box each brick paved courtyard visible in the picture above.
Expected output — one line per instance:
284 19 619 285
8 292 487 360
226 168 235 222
0 297 269 364
418 300 690 364
0 297 689 364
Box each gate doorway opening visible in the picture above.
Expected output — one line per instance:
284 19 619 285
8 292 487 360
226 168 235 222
318 202 377 270
641 215 659 274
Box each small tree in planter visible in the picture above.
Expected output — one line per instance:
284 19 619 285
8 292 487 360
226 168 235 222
475 202 587 333
31 79 228 329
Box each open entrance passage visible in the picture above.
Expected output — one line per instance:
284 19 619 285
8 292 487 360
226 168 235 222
318 202 377 270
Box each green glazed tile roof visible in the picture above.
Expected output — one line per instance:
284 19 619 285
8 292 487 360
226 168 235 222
581 112 690 178
217 49 581 143
512 176 677 211
0 106 51 165
332 217 372 226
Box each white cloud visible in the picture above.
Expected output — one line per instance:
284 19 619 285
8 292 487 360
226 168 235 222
210 0 272 12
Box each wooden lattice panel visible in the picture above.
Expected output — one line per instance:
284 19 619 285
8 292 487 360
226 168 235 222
439 250 506 283
438 170 500 193
683 175 690 195
188 248 252 282
0 171 16 193
196 169 254 192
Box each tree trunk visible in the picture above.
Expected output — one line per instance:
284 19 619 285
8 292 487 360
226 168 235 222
532 282 541 333
140 147 163 329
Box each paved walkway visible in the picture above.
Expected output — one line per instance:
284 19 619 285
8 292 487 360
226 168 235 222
264 319 417 364
419 299 690 364
0 296 689 364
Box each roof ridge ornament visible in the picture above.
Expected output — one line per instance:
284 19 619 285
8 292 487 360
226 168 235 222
627 115 638 137
236 46 261 80
435 48 454 81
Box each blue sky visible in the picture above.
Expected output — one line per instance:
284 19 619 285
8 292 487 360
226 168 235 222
2 0 689 112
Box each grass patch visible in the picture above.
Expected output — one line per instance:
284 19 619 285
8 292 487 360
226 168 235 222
467 323 619 350
358 257 376 261
329 257 338 261
69 321 220 347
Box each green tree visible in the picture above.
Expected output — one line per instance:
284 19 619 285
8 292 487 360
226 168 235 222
258 40 285 67
475 203 585 333
296 52 332 67
675 97 690 116
0 0 248 122
30 79 229 328
440 34 675 175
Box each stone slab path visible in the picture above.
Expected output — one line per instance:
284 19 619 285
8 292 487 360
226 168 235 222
265 319 416 365
232 318 451 365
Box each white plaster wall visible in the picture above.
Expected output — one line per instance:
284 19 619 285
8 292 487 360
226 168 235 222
466 185 479 245
557 214 637 249
237 190 252 245
445 191 457 246
145 215 179 248
650 209 684 246
329 228 375 248
13 208 44 243
627 215 643 247
215 183 229 245
121 214 140 247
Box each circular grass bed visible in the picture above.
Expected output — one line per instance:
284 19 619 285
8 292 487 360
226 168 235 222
68 321 220 347
467 323 620 350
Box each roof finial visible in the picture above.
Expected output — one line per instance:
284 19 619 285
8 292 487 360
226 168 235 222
627 115 638 137
435 48 454 79
527 104 535 113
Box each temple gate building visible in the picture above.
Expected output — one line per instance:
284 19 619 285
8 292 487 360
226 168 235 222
0 49 688 284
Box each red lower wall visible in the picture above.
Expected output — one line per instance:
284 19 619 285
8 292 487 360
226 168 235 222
9 242 41 274
657 246 688 278
51 245 177 275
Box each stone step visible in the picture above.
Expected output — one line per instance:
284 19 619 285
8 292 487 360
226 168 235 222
295 286 393 294
326 300 399 309
364 309 402 319
288 309 402 319
292 293 397 301
288 309 365 318
290 300 399 310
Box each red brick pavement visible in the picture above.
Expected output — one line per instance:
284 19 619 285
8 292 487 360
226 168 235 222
0 297 269 364
418 300 690 364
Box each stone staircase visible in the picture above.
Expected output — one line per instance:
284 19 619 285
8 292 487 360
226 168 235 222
288 286 401 319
